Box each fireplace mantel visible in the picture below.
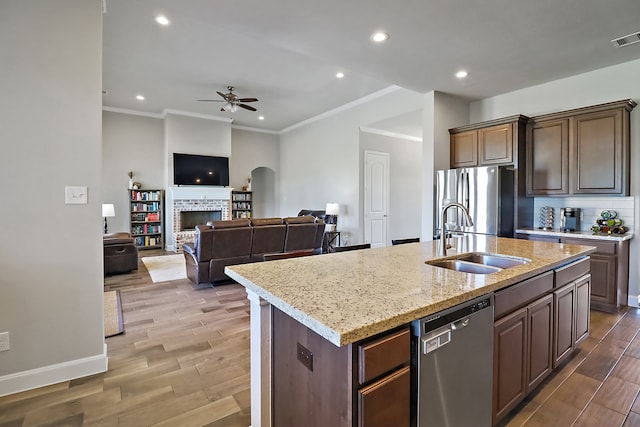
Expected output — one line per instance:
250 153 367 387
168 186 233 200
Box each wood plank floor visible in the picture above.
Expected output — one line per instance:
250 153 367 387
1 250 639 426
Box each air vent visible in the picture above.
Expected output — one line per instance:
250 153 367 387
611 31 640 48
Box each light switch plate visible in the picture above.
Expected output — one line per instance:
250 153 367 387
65 186 88 204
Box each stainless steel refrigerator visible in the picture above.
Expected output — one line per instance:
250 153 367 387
436 166 515 237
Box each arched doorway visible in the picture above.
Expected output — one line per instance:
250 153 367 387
251 167 277 218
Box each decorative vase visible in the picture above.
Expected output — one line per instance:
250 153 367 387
128 178 134 190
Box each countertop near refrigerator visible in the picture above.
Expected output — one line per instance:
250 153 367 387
517 227 633 242
225 235 595 346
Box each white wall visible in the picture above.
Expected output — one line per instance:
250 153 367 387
102 111 164 232
279 87 425 244
231 128 280 217
0 0 105 395
469 58 640 305
421 92 469 241
359 131 422 243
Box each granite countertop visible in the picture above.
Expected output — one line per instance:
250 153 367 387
517 227 633 242
225 236 595 347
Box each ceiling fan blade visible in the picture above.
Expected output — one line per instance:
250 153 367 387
238 103 257 111
197 99 224 102
238 98 258 103
216 91 228 99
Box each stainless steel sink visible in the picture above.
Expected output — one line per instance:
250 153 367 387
456 253 530 269
426 252 530 274
427 259 503 274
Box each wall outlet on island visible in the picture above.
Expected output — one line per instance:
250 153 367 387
0 332 10 352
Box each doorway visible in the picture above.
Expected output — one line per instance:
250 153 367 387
364 150 390 247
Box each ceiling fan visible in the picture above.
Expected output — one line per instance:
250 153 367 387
197 86 258 112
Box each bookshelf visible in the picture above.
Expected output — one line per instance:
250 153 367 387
129 189 164 250
231 190 252 219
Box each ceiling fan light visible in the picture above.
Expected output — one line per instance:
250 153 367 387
230 104 238 113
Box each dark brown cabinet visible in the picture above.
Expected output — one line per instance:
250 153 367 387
451 130 478 167
561 237 629 313
271 306 410 427
526 118 570 196
493 306 527 424
450 115 528 168
493 259 590 425
553 282 576 367
493 272 554 425
526 99 636 196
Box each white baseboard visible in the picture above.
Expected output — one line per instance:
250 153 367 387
0 344 107 397
628 295 640 308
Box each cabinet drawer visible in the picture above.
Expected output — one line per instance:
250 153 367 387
562 238 616 255
554 256 590 286
358 328 410 384
494 271 554 319
358 366 411 427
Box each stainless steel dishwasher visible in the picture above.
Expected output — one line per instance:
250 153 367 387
412 294 494 427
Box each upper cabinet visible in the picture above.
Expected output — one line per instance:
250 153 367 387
450 115 528 168
526 99 636 197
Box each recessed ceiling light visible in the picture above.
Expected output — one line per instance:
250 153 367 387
258 116 265 120
136 94 145 101
336 72 345 79
155 15 170 26
455 70 469 79
370 32 389 43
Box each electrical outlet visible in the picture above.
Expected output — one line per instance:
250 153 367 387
0 332 10 352
297 342 313 371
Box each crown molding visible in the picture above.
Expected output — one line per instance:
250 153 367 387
162 109 233 123
102 106 164 119
232 125 279 135
280 85 403 134
359 126 422 142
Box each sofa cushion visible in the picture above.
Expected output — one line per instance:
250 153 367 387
251 218 287 262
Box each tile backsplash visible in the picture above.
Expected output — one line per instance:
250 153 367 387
532 196 635 231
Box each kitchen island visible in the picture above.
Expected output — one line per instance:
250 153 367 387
225 236 595 427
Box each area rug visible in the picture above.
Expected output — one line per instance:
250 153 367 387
141 254 187 283
104 290 124 338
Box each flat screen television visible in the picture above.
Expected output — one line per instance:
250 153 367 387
173 153 230 186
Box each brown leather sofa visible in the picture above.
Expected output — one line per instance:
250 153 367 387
183 217 324 286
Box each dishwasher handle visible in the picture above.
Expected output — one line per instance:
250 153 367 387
451 318 470 330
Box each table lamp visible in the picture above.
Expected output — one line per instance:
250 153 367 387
325 202 339 232
102 203 115 234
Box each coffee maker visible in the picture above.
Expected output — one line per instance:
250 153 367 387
560 208 581 231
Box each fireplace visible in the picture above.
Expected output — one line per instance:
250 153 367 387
180 210 222 230
167 186 232 252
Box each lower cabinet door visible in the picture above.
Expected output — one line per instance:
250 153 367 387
527 294 553 393
590 254 616 306
493 307 527 424
575 275 591 345
554 283 576 367
358 366 410 427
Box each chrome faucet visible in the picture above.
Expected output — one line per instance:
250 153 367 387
440 202 474 256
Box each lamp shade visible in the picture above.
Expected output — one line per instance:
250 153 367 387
326 203 340 216
102 203 115 217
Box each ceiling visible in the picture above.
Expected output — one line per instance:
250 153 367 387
102 0 640 133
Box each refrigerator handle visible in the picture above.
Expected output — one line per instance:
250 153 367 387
465 171 470 208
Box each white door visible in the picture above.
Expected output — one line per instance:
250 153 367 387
364 150 390 248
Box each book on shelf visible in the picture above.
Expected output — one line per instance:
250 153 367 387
146 212 159 221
